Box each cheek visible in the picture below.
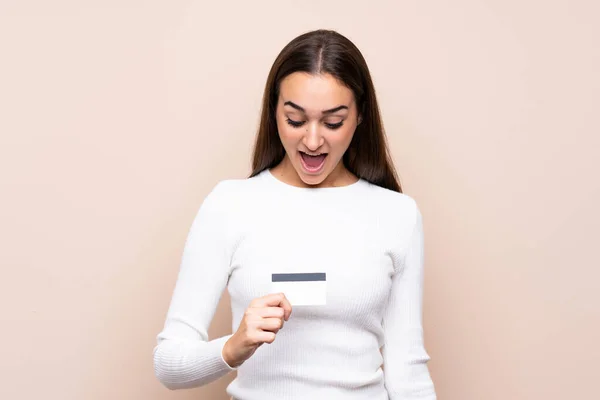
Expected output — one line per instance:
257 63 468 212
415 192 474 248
277 121 302 145
327 126 356 149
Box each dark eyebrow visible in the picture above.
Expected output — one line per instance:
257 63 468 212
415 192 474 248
284 101 349 114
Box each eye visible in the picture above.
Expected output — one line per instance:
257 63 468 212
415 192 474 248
286 118 305 128
325 121 344 130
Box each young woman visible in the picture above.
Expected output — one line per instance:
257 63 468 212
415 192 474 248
154 29 437 400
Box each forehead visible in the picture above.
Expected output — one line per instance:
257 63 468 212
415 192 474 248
278 72 355 112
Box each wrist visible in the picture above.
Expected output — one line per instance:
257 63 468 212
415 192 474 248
222 336 241 368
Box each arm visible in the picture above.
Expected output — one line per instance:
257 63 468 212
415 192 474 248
382 203 437 399
153 182 236 390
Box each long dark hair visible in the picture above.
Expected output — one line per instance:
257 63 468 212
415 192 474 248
250 29 402 193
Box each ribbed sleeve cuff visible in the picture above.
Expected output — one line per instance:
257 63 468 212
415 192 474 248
154 334 237 389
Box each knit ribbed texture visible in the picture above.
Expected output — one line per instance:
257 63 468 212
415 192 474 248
153 169 436 399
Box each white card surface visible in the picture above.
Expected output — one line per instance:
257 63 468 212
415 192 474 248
271 273 327 306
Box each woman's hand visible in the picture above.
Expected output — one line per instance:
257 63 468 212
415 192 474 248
222 293 292 368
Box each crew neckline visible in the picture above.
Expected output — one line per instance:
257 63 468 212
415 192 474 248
262 168 368 192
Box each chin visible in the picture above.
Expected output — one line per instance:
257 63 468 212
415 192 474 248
300 175 325 187
296 168 329 187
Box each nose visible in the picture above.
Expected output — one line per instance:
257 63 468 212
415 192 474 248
302 121 324 152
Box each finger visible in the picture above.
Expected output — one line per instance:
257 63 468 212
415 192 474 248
248 330 276 346
277 293 293 321
258 331 276 344
255 307 285 319
259 317 284 333
252 293 293 320
251 293 285 307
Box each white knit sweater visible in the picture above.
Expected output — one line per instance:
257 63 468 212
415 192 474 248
153 169 437 399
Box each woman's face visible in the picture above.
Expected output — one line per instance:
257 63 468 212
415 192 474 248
275 72 360 187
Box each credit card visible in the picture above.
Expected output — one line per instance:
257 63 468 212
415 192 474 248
271 272 327 306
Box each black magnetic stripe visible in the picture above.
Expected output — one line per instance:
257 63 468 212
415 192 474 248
271 273 326 282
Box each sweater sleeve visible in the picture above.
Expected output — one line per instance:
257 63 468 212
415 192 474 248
153 182 237 390
382 202 437 399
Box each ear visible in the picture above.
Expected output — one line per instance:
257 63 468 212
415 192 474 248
357 114 363 125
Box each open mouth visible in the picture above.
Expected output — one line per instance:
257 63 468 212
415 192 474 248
299 151 328 173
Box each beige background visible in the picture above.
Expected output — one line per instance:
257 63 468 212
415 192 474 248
1 1 599 399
